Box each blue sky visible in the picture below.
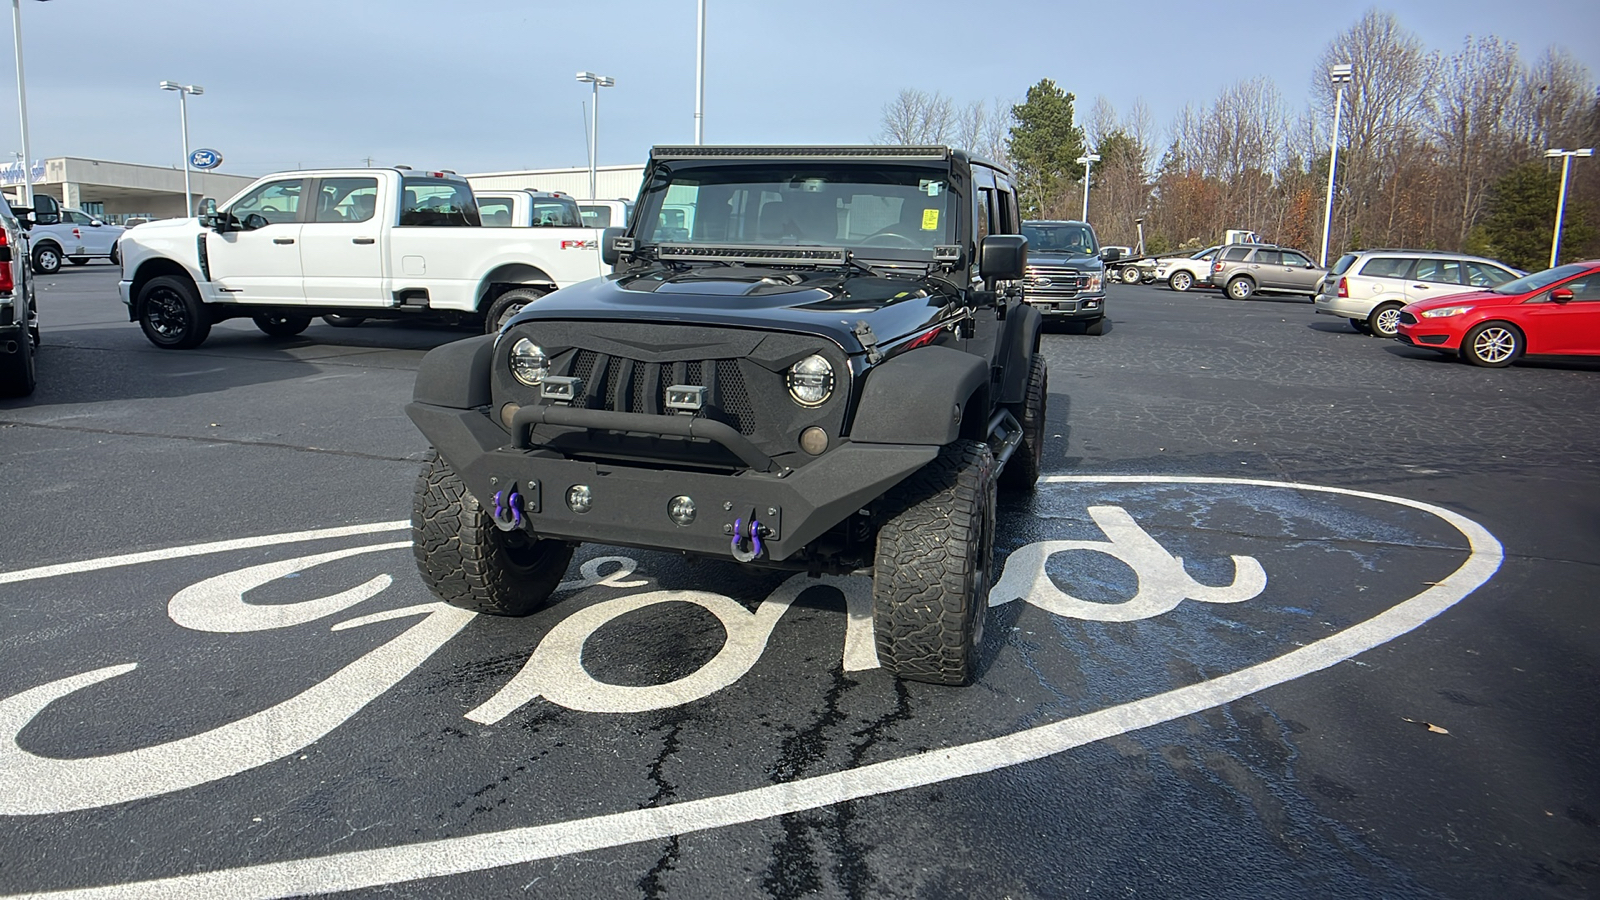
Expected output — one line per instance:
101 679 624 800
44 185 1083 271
3 0 1597 177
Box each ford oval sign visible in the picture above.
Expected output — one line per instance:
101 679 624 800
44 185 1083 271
189 148 222 170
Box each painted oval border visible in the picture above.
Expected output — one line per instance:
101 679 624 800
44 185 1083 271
7 476 1503 900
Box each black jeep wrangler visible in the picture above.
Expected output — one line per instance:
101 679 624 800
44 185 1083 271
407 146 1047 685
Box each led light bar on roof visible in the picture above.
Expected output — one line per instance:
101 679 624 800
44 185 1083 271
650 146 951 161
656 243 850 265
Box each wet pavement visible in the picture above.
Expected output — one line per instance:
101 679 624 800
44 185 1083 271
1 268 1596 899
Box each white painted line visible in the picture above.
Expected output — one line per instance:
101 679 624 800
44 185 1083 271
6 478 1503 900
0 521 410 586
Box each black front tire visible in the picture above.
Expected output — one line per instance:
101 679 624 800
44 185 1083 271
136 275 211 349
252 313 312 337
1460 321 1522 368
999 356 1047 491
872 440 996 685
0 326 37 398
1083 317 1105 336
32 245 60 275
484 287 547 334
412 450 575 616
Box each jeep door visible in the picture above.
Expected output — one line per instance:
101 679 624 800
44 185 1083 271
208 178 307 305
299 176 387 306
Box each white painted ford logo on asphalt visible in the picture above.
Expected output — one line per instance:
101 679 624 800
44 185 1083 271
0 476 1502 899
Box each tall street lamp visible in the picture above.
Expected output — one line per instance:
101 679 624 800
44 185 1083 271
10 0 39 207
576 71 614 200
1318 63 1354 267
160 80 203 216
694 0 705 144
1545 147 1593 268
1077 153 1100 223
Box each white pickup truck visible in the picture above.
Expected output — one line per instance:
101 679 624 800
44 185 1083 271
117 168 607 349
30 209 126 274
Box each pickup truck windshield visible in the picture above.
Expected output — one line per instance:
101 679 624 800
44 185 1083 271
636 164 953 251
399 178 480 227
1021 223 1097 255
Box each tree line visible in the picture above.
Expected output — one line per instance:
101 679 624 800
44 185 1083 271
877 9 1598 270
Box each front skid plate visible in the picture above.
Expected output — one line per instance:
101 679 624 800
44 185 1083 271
407 402 938 562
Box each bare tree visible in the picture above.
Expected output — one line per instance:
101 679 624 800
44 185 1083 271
1431 35 1526 244
878 89 955 144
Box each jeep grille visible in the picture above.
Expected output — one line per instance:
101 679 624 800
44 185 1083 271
568 350 757 435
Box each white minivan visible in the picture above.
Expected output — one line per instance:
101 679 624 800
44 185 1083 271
1314 250 1521 338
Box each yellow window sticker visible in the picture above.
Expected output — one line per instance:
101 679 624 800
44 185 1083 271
921 209 940 230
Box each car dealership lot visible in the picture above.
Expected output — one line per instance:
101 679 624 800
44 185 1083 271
2 270 1596 899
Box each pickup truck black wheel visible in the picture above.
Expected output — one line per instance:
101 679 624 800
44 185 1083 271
137 275 211 349
484 287 546 334
1227 276 1255 300
872 439 995 685
412 450 575 616
252 313 312 337
322 314 366 328
67 257 88 266
1083 317 1106 336
999 355 1046 491
1168 271 1193 292
31 244 60 275
0 325 37 398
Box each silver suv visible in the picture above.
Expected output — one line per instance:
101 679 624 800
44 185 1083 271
1313 249 1521 338
1208 243 1325 300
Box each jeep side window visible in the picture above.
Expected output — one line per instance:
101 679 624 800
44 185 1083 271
970 166 995 250
994 175 1021 233
229 179 305 225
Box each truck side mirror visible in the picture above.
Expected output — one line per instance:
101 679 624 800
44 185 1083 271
1099 247 1122 262
601 227 628 267
979 234 1027 284
30 194 60 226
199 198 226 231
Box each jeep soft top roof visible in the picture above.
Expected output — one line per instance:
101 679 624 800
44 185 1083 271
649 145 1010 174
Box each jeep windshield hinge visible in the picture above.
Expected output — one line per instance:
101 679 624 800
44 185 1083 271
853 320 883 363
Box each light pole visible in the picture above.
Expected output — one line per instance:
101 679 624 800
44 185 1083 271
1545 147 1593 268
694 0 705 144
1319 63 1353 267
1076 153 1100 222
10 0 37 207
576 71 614 200
160 81 203 216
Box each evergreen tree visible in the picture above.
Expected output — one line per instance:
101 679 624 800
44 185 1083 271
1482 161 1594 270
1008 80 1087 218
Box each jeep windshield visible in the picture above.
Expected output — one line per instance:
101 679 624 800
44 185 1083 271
1021 222 1098 255
633 163 954 255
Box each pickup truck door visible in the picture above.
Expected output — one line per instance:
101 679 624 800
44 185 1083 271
299 176 386 306
208 178 307 306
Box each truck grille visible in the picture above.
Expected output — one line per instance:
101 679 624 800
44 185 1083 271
1023 265 1086 299
567 350 757 435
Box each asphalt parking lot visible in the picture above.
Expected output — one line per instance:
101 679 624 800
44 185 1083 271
1 266 1596 899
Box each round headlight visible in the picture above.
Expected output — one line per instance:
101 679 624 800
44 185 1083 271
787 354 834 407
509 338 549 386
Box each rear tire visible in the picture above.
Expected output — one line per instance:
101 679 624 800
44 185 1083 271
412 450 575 616
1367 302 1404 338
1348 317 1371 334
484 287 546 334
322 314 367 328
1120 266 1141 284
999 356 1047 492
31 244 60 275
67 257 88 266
0 324 37 398
252 313 312 338
1168 271 1193 292
872 440 995 685
136 275 211 349
1227 277 1255 300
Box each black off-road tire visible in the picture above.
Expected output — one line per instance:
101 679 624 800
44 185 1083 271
32 244 61 275
872 439 996 685
136 274 211 349
0 326 36 398
999 356 1047 491
484 287 547 334
412 450 575 616
252 313 312 337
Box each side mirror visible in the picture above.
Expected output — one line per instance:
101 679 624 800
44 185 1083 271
1551 288 1574 303
600 227 628 267
89 219 103 227
979 234 1027 283
199 198 227 231
241 212 270 231
30 193 60 226
1099 247 1122 262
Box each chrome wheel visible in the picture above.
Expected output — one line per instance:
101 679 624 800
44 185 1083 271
1370 303 1403 338
1464 323 1520 367
1227 277 1254 300
1169 271 1192 292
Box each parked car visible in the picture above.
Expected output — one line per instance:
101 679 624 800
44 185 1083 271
409 144 1045 685
28 208 125 273
1153 245 1221 292
1314 249 1522 338
0 193 57 396
577 199 633 229
475 190 585 228
1396 261 1600 367
1208 243 1325 300
1020 219 1111 334
117 167 609 348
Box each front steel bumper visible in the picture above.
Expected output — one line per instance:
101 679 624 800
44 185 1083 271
407 401 938 563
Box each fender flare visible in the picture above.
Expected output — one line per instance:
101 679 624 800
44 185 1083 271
850 345 989 446
999 303 1043 406
476 263 557 312
413 334 497 409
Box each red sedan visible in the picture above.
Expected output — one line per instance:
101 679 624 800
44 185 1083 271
1396 261 1600 367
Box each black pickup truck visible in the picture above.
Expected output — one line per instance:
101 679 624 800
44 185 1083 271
407 145 1047 685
